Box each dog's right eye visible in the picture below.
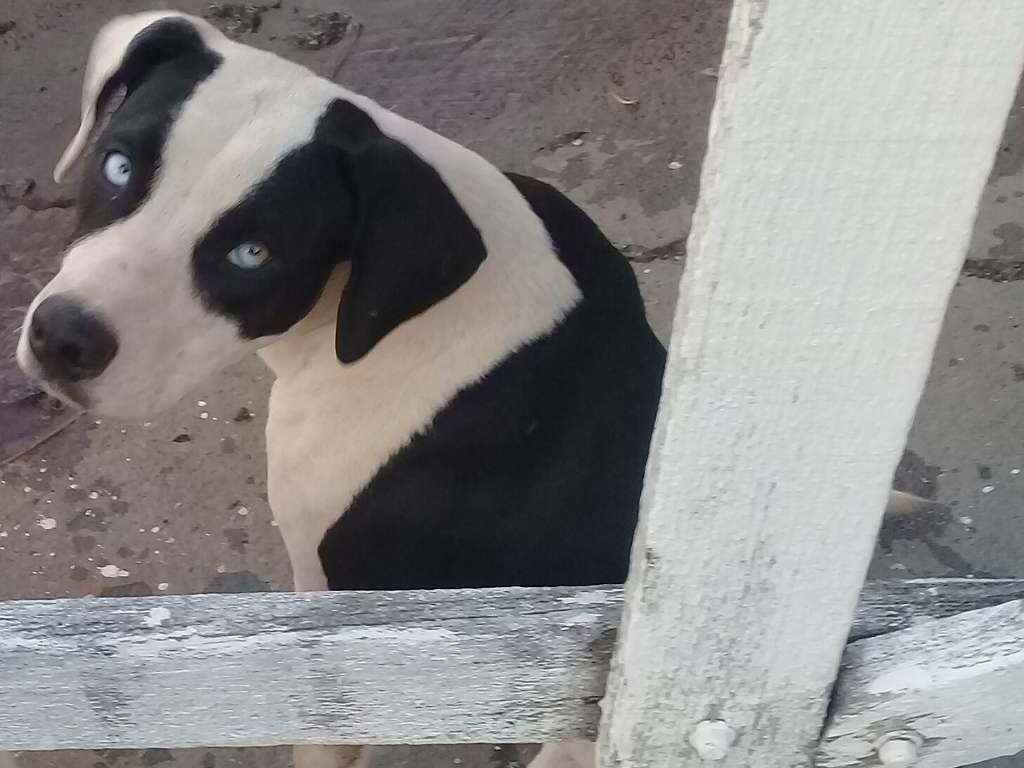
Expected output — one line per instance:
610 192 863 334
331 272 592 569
102 151 132 187
227 242 271 269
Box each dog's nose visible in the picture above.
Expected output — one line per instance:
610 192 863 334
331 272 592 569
28 295 118 382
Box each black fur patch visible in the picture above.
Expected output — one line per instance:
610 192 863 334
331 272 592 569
191 125 358 339
317 174 666 589
75 18 221 238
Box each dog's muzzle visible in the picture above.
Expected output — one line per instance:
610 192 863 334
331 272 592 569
27 294 119 383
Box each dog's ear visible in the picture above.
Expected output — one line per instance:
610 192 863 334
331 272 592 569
318 100 487 364
54 13 221 183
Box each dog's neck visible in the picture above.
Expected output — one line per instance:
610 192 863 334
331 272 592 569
258 263 350 374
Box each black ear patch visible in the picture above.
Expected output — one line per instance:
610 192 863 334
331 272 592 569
319 100 487 363
95 18 216 119
75 19 220 238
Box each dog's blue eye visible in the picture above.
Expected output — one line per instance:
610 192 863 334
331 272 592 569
227 242 271 269
102 151 132 187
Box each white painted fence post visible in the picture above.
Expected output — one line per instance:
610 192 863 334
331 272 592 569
597 3 1024 768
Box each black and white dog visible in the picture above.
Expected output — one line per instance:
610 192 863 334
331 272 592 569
17 12 666 768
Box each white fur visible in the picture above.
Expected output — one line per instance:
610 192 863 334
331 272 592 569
292 745 372 768
528 742 596 768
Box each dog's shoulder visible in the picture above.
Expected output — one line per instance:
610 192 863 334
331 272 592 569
502 172 649 312
317 175 667 590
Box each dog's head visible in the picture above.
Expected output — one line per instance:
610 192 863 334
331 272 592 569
17 12 485 419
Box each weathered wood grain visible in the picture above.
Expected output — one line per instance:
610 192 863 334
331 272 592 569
595 2 1024 768
821 599 1024 768
0 585 616 750
851 579 1024 641
2 579 1024 751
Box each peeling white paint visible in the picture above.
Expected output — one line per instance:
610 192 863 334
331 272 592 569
143 607 172 628
559 591 614 606
868 645 1024 695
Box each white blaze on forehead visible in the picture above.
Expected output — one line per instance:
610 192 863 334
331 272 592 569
141 40 339 245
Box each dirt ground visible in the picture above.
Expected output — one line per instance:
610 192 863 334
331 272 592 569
1 2 1023 767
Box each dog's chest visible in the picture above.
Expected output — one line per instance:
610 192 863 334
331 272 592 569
259 297 576 585
257 195 582 586
261 326 444 585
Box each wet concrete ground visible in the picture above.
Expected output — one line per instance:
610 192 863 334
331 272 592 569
1 2 1023 767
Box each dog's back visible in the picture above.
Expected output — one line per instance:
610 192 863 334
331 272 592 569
318 173 666 590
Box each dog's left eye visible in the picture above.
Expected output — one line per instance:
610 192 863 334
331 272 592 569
227 242 271 269
102 151 132 187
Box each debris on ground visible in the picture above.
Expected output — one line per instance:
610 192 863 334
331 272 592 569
233 406 254 422
619 237 687 264
98 564 130 578
962 258 1024 282
291 12 353 50
538 131 589 152
0 177 75 212
203 570 274 593
0 21 15 36
0 393 80 465
0 178 34 199
203 2 281 36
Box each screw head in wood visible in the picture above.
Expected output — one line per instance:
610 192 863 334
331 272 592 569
689 720 736 761
876 732 922 767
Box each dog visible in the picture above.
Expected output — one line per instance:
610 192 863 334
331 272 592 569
15 11 667 768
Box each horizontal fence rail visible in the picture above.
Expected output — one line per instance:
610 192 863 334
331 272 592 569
1 579 1023 752
822 599 1024 768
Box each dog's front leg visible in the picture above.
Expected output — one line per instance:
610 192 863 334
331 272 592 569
526 742 595 768
293 745 372 768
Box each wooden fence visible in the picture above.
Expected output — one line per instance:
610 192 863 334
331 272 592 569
3 1 1024 767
